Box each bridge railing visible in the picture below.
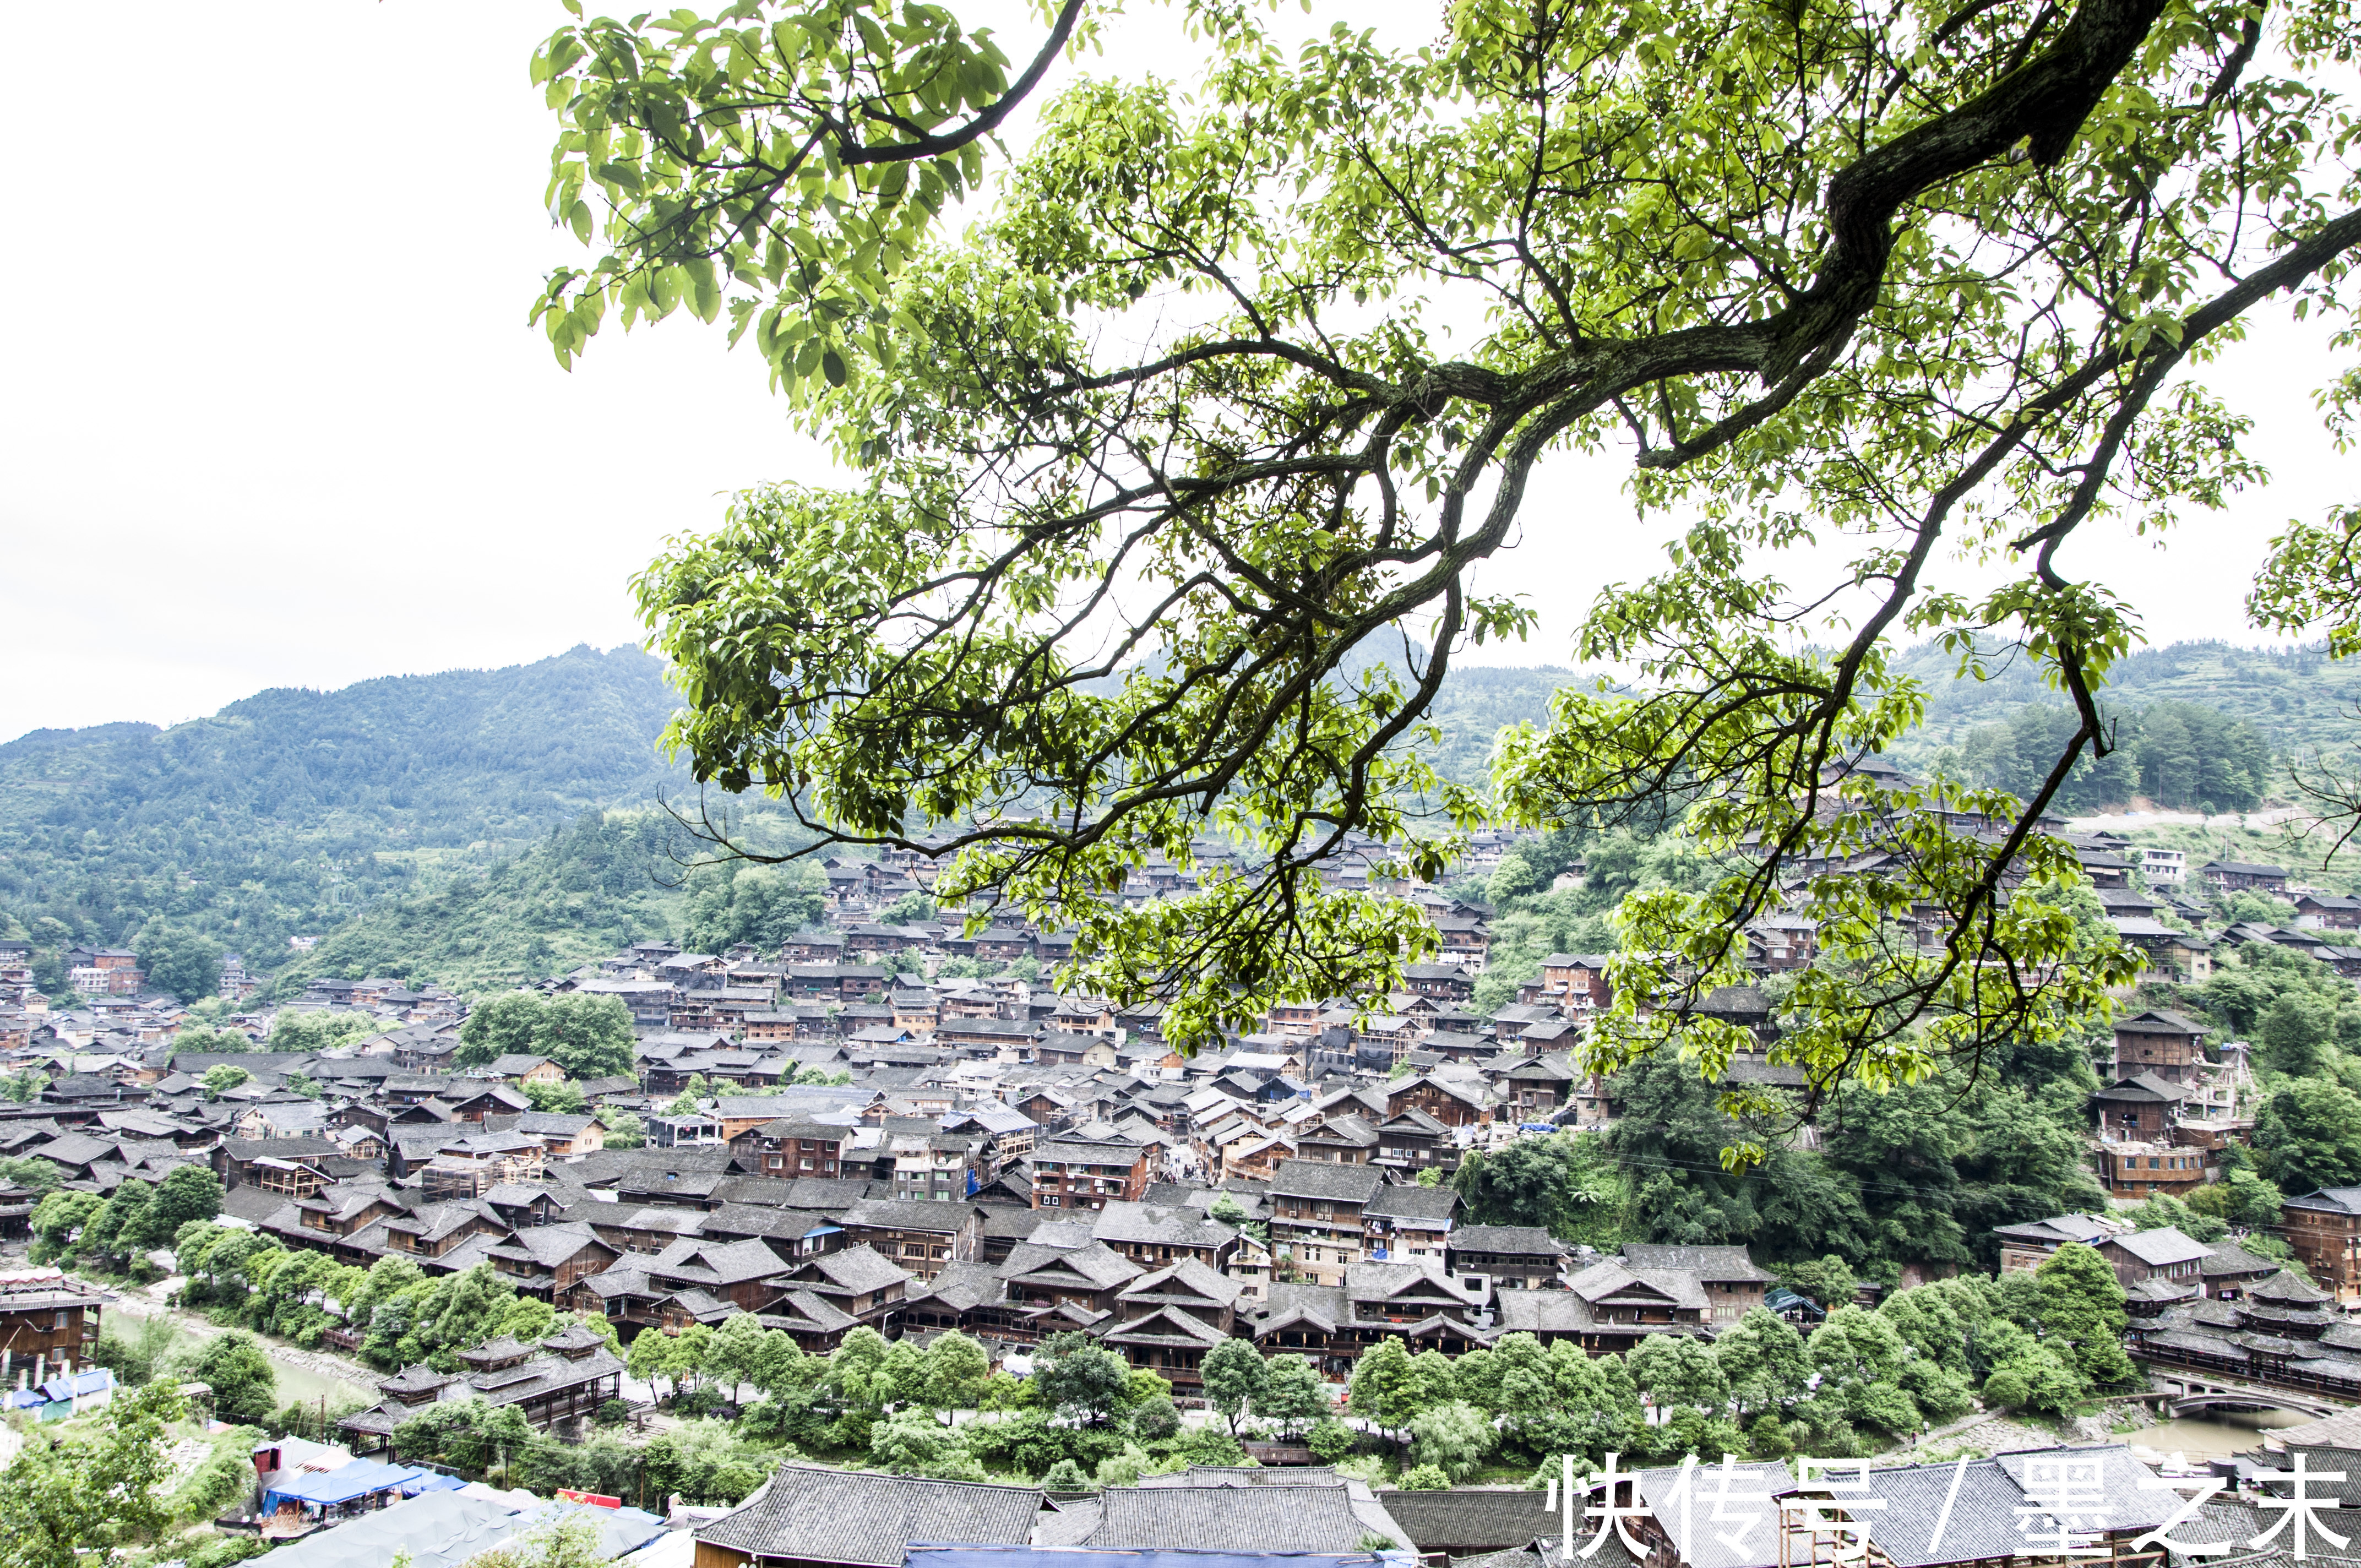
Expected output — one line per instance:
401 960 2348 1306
2139 1341 2361 1404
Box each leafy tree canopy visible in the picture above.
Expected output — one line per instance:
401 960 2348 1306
191 1332 279 1428
0 1384 185 1568
537 0 2361 1144
135 923 223 1005
2257 1076 2361 1193
456 990 637 1079
266 1009 382 1055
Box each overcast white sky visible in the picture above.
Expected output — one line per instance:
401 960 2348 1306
0 1 2342 745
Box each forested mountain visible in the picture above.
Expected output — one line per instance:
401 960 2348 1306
0 645 688 969
265 810 825 993
1893 639 2361 749
2 636 2346 993
1882 640 2351 815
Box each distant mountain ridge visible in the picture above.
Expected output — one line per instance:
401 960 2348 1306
0 644 688 966
1890 638 2356 755
2 635 2342 983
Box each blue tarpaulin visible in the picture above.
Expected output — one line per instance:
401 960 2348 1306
264 1460 432 1511
39 1369 116 1403
401 1473 469 1498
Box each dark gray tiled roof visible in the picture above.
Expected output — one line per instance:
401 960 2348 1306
2110 1227 2213 1267
1268 1158 1387 1202
794 1242 910 1293
649 1237 797 1287
1635 1461 1793 1568
1083 1482 1379 1551
2202 1243 2284 1278
1450 1224 1565 1256
698 1463 1042 1566
844 1197 978 1233
1364 1184 1461 1222
1380 1488 1562 1553
1090 1200 1238 1248
1619 1243 1773 1282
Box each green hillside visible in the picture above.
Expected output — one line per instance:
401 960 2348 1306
5 634 2346 995
1413 663 1591 784
1879 639 2358 817
0 644 688 976
1891 639 2357 754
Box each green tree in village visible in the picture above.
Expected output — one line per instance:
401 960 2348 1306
200 1064 252 1099
134 924 224 1005
2035 1241 2136 1386
266 1009 383 1054
1407 1401 1494 1481
1627 1333 1729 1418
922 1329 992 1417
29 1190 102 1264
148 1164 224 1244
667 1073 715 1116
171 1023 251 1055
2257 1078 2361 1192
704 1310 806 1401
522 1079 591 1115
1710 1308 1813 1422
681 860 830 955
1347 1339 1429 1445
1780 1256 1860 1313
1255 1353 1329 1437
2259 992 2339 1079
456 991 636 1079
1973 1316 2090 1417
1032 1333 1131 1427
1451 1133 1618 1239
1809 1307 1932 1437
395 1398 536 1479
2188 1163 2286 1229
1199 1338 1270 1436
191 1332 279 1428
0 1157 58 1194
0 1383 186 1568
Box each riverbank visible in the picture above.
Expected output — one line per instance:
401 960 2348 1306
95 1273 380 1412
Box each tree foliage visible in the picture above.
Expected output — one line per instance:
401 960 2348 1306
1199 1338 1269 1435
0 1384 186 1568
531 0 2361 1148
135 923 224 1004
191 1332 279 1428
2257 1077 2361 1192
457 990 637 1078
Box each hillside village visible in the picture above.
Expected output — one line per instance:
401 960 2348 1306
9 799 2361 1568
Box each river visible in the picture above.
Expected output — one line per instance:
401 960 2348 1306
2132 1408 2310 1461
103 1289 378 1414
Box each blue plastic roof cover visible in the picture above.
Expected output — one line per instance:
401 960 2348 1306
402 1473 470 1497
38 1368 116 1401
264 1460 429 1510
